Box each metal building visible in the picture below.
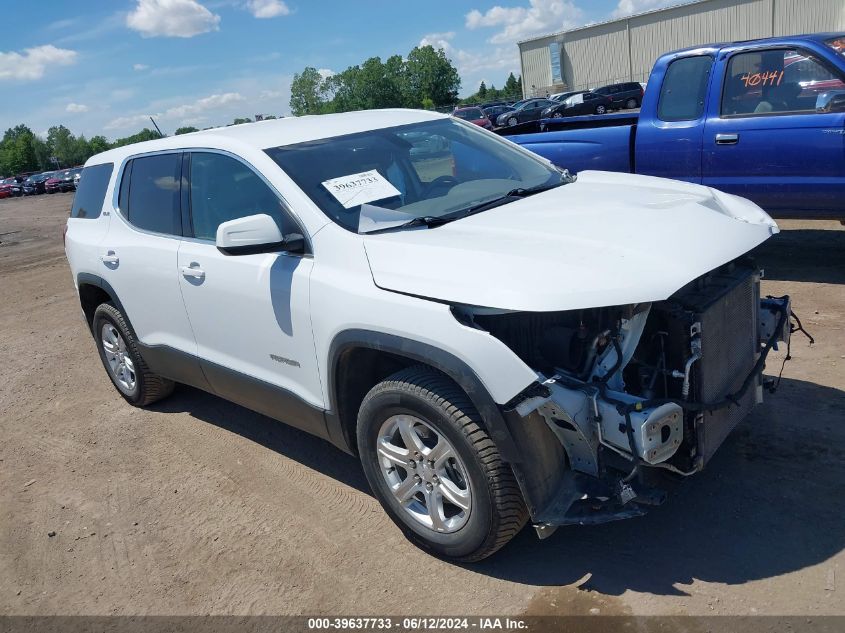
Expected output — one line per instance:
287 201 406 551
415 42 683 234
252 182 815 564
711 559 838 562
518 0 845 97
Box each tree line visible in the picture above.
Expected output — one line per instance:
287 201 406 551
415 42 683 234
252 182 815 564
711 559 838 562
0 116 283 177
459 74 523 105
290 45 461 116
0 124 165 177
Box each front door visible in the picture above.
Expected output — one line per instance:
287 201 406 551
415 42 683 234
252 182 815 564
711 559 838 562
176 151 326 437
703 46 845 218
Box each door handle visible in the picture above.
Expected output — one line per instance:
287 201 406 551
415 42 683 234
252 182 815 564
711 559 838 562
181 264 205 280
715 133 739 145
100 251 119 265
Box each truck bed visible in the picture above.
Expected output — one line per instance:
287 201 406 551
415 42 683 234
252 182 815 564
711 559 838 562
498 112 639 174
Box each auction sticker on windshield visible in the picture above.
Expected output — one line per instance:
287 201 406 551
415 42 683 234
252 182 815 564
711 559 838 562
322 170 401 209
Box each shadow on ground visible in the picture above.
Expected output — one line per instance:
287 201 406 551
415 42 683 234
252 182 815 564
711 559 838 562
154 374 845 597
472 376 845 594
153 386 371 495
751 226 845 284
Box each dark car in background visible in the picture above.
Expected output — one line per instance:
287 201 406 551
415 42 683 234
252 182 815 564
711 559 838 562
452 106 493 129
45 168 80 194
22 172 54 195
0 177 25 198
495 98 555 127
592 81 644 109
482 104 514 125
541 91 614 117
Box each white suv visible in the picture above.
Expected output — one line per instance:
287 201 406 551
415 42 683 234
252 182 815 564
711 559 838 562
65 109 790 561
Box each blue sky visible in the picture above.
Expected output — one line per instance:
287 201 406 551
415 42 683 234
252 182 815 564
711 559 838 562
0 0 681 139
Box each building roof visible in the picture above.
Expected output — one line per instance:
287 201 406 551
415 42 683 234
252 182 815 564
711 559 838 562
88 109 447 165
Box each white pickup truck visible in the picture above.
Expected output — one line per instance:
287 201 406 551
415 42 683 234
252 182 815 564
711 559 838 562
64 109 791 561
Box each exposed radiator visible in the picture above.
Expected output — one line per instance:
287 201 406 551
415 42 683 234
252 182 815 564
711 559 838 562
693 268 760 464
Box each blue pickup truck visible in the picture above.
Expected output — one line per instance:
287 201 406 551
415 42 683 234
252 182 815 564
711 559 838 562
502 33 845 220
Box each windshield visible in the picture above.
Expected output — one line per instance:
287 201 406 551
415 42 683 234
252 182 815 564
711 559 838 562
266 118 564 233
827 36 845 57
454 108 484 120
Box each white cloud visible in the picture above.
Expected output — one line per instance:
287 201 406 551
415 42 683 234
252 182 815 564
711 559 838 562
419 32 519 79
126 0 220 38
420 31 456 51
0 44 77 81
133 63 149 71
612 0 684 18
466 0 583 44
163 92 246 118
317 68 335 80
66 103 89 113
246 0 290 18
104 113 156 130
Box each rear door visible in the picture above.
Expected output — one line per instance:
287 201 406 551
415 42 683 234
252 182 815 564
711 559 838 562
702 45 845 217
98 153 199 370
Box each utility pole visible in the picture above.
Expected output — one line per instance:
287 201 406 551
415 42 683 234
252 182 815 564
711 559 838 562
149 116 164 138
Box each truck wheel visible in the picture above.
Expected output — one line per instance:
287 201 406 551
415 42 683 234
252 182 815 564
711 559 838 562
507 116 518 126
357 366 528 561
595 105 607 115
625 98 638 109
92 303 174 407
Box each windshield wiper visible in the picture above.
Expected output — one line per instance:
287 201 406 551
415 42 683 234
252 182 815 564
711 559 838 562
457 181 566 218
360 215 457 235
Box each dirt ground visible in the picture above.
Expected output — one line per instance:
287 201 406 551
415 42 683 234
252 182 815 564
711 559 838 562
0 193 842 617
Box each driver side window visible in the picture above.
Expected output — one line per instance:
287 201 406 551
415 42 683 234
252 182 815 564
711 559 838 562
189 152 296 240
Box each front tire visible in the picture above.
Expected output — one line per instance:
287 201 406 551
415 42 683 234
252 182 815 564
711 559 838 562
92 303 174 407
507 116 518 127
357 366 528 561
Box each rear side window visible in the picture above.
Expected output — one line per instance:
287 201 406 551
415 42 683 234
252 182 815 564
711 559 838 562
71 163 113 219
122 153 182 235
658 55 712 121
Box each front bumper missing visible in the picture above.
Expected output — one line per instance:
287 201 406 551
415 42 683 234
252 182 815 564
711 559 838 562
513 294 798 537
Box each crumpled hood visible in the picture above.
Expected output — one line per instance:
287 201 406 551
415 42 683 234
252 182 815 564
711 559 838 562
363 170 778 312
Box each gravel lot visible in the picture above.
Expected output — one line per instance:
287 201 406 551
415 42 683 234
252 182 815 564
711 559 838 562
1 192 843 617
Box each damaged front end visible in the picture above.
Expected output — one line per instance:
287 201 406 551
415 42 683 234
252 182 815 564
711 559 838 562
454 259 795 538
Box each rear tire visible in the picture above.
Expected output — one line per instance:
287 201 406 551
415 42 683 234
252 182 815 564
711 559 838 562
92 303 174 407
595 105 607 115
625 98 638 109
357 366 528 561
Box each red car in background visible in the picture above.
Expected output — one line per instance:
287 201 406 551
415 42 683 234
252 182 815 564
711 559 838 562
0 177 24 198
452 106 493 130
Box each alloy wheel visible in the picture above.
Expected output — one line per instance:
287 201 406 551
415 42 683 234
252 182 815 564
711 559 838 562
101 323 136 391
376 414 472 533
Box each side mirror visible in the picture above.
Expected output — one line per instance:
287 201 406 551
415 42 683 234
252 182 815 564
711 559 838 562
816 91 845 113
216 214 305 255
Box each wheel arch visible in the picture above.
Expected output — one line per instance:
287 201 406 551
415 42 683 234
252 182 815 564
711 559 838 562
76 273 130 334
326 329 522 463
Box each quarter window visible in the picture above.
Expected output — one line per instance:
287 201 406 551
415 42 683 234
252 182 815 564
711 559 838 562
188 152 296 241
123 154 182 235
658 55 712 122
71 163 113 219
721 48 845 116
